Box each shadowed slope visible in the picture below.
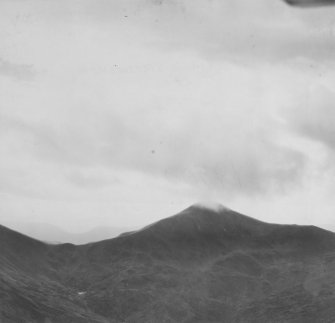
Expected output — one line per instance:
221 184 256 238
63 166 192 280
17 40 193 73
0 225 51 275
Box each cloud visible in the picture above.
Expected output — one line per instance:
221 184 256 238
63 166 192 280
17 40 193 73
287 86 335 151
0 73 306 199
0 58 35 80
1 50 308 197
66 169 120 189
81 0 335 64
0 0 334 230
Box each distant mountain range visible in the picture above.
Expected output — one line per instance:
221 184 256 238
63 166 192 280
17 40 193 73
2 222 130 244
1 203 335 322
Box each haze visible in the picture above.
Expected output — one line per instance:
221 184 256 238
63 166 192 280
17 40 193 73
1 0 335 234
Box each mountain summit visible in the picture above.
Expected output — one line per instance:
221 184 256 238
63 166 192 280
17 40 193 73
136 202 266 235
1 204 335 323
116 203 334 260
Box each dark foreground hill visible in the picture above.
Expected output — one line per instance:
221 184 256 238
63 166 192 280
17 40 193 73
1 203 335 323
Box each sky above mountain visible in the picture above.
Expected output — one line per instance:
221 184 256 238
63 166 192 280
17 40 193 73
1 0 335 232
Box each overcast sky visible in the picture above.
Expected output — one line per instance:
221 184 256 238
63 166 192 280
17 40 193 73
1 0 335 232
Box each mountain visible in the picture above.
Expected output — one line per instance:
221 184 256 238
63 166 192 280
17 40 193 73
1 203 335 322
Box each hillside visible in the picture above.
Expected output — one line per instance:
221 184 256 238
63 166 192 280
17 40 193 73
1 204 335 322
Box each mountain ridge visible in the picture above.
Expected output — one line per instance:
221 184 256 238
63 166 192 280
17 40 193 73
1 203 335 323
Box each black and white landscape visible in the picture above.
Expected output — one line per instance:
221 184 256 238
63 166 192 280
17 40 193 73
2 203 335 323
1 0 335 322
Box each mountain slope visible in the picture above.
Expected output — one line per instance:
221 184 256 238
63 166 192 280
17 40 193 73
1 204 335 322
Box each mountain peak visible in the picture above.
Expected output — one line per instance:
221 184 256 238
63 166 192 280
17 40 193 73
133 202 269 243
190 201 231 213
